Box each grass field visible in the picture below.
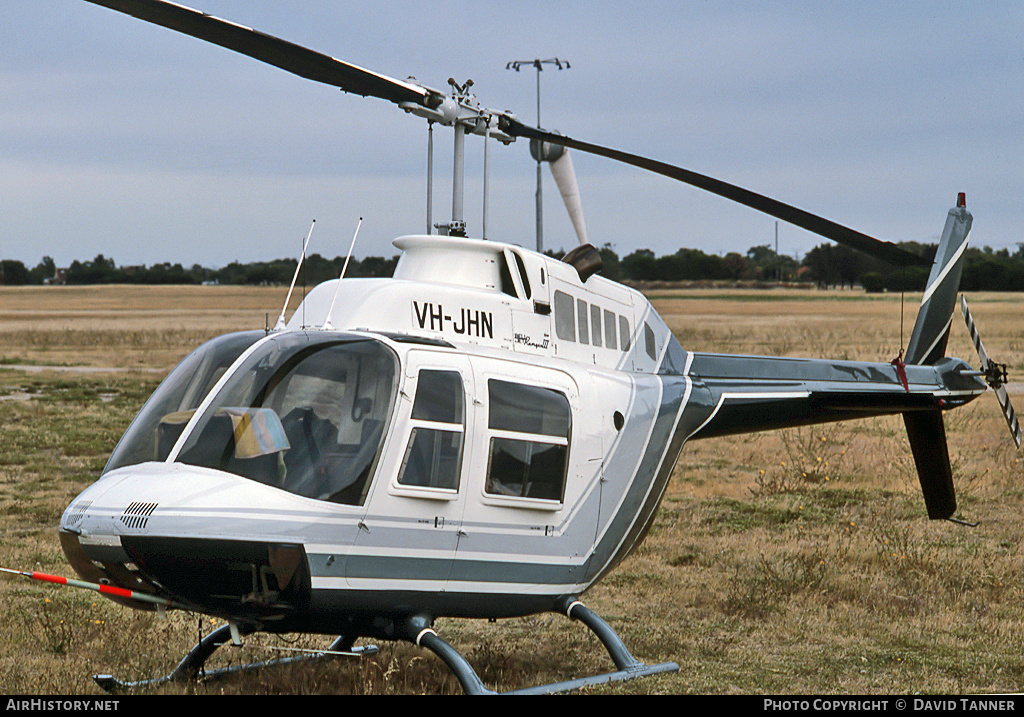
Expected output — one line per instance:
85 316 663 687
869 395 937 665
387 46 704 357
0 284 1021 694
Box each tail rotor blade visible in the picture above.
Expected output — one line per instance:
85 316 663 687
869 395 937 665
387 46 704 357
994 384 1023 449
961 295 1022 448
961 295 993 372
549 150 588 246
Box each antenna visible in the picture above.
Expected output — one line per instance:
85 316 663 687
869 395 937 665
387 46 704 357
322 217 363 331
275 219 316 330
482 118 491 239
506 58 571 252
426 121 434 235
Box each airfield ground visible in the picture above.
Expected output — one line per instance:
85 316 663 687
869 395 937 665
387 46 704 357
0 284 1021 694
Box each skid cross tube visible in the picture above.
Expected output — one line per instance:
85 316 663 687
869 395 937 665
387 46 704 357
408 599 679 695
94 623 378 692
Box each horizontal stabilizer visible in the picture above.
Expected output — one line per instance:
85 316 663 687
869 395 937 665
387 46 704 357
902 410 956 520
812 391 939 413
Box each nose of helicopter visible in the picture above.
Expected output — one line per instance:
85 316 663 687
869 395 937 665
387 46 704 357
59 462 313 621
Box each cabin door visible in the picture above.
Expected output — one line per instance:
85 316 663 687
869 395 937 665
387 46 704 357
450 355 600 599
346 350 473 593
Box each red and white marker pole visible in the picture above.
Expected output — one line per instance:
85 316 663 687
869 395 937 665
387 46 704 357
1 566 179 609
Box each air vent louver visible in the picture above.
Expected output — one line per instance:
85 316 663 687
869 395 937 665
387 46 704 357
120 502 158 531
65 500 92 529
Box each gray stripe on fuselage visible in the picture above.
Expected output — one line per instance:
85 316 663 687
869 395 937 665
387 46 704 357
308 551 579 586
584 374 690 583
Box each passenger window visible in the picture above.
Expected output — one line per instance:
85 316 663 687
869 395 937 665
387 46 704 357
577 299 589 344
590 305 602 347
603 309 617 350
397 370 464 490
485 379 570 502
645 323 657 360
554 290 576 341
619 315 631 351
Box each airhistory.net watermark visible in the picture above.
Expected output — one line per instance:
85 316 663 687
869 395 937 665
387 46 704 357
5 699 120 712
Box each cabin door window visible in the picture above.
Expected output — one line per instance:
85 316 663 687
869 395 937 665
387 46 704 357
484 379 571 502
397 369 465 490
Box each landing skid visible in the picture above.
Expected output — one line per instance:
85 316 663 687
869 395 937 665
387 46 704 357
93 599 677 694
412 598 679 695
93 623 378 693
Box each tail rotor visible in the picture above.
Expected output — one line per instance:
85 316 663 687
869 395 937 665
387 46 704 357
961 295 1022 449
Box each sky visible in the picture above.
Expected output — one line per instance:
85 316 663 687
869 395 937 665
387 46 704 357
2 1 1023 270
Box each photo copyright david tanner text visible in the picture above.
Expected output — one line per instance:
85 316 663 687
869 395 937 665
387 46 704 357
764 699 1018 712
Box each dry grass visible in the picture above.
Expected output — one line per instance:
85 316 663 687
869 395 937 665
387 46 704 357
0 285 1022 694
0 285 296 369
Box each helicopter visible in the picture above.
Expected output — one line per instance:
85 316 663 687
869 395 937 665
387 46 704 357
23 0 1021 695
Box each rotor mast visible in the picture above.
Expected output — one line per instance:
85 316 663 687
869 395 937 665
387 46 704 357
401 78 515 238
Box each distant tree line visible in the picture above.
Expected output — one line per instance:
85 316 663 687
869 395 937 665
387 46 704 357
0 253 398 287
799 242 1024 293
577 241 1024 292
2 241 1023 291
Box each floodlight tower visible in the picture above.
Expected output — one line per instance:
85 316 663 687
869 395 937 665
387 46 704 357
506 58 570 253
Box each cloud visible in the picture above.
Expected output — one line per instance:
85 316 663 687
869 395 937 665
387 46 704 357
2 1 1022 268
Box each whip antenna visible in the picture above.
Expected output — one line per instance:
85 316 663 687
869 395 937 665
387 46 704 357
322 217 363 331
275 219 316 330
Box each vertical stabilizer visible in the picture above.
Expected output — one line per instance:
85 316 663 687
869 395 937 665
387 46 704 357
900 195 972 520
903 411 957 519
904 195 972 365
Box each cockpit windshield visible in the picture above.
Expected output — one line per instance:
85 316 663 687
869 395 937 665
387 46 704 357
104 331 264 476
172 332 397 505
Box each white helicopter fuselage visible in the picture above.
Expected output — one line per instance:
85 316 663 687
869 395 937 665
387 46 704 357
59 235 703 632
40 0 1002 692
59 231 986 634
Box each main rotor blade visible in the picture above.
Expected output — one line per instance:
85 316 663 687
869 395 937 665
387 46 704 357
83 0 439 109
549 150 588 246
501 118 931 268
